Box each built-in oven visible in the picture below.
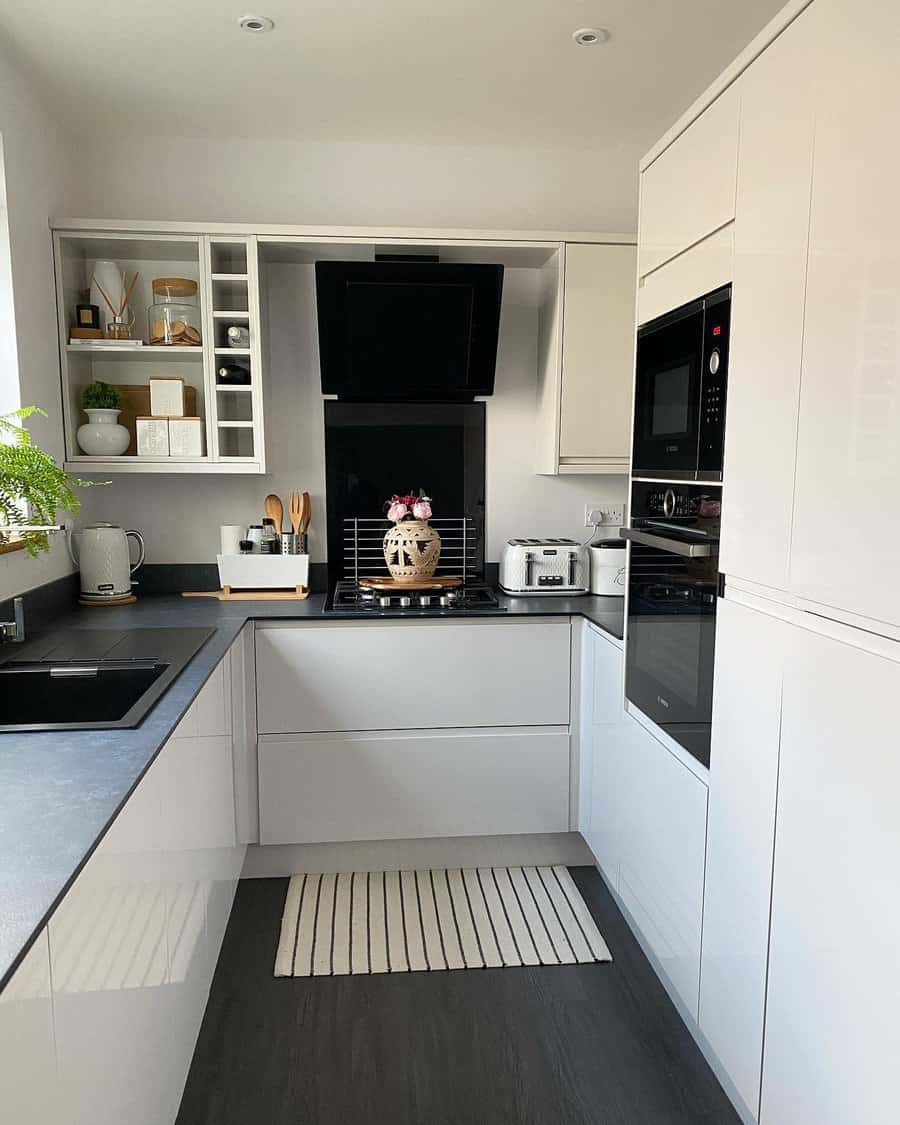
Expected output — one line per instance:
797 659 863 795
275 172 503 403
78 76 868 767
622 482 721 768
632 285 731 481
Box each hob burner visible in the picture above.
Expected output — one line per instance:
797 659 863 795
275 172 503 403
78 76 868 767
325 580 506 616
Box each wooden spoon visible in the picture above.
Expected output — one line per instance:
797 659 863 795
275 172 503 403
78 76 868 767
288 491 303 536
264 493 283 535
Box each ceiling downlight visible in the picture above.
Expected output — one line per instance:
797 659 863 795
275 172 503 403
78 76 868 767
238 14 275 33
572 27 610 46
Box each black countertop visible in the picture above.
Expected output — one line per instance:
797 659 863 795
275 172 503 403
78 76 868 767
0 591 623 993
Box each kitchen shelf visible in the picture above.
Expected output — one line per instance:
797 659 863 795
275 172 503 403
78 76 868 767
214 347 251 357
212 310 250 319
217 420 254 428
64 458 262 474
211 272 248 282
65 344 204 360
215 384 253 392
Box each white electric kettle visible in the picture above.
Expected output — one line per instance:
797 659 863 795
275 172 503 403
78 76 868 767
68 522 145 599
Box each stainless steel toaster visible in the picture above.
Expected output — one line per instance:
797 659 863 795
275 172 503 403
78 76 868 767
499 538 589 596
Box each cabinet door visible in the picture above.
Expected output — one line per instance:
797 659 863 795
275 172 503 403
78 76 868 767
617 718 708 1018
256 621 571 734
639 83 741 277
789 0 900 630
720 6 818 592
700 598 784 1118
761 621 900 1125
558 243 636 467
0 930 59 1124
258 728 571 844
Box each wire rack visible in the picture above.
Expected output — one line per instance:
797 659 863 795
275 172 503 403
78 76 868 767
342 517 480 582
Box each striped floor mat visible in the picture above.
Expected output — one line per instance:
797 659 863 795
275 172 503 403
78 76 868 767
275 866 612 977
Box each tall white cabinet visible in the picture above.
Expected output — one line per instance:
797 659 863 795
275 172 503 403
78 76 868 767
761 619 900 1125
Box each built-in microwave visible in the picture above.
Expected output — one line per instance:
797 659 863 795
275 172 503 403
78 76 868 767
632 285 731 481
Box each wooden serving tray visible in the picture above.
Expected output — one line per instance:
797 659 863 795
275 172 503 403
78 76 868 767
182 585 309 601
358 576 463 592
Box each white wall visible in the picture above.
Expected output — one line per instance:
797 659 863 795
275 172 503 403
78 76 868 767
0 43 76 600
76 266 626 564
64 134 642 234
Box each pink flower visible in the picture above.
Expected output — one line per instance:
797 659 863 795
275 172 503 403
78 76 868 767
387 502 408 522
413 500 432 520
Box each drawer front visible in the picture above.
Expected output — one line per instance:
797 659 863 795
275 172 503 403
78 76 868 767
256 620 571 734
639 82 741 277
258 728 571 844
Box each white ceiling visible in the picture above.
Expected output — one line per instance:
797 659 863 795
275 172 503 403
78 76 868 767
1 0 785 149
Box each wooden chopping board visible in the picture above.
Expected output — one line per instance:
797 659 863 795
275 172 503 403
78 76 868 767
359 576 463 592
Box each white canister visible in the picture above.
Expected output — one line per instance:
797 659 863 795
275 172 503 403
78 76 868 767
588 541 626 596
220 525 245 555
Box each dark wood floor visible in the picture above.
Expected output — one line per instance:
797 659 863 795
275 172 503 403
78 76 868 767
176 868 741 1125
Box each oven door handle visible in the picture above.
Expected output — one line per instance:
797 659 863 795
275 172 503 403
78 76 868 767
621 527 716 558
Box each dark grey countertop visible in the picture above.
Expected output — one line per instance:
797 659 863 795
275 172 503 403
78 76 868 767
0 591 623 993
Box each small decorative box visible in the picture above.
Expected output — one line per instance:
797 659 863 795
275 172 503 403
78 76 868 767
136 417 169 456
149 377 185 416
168 417 204 457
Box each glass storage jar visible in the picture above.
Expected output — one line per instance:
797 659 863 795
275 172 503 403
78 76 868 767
148 277 202 346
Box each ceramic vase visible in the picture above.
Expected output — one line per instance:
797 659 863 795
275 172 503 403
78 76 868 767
383 518 441 583
77 409 130 456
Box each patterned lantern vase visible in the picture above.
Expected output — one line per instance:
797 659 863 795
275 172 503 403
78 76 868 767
383 519 442 583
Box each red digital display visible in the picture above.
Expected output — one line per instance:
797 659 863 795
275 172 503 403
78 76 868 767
712 325 722 337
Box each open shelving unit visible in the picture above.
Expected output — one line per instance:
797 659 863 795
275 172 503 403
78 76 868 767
53 230 266 473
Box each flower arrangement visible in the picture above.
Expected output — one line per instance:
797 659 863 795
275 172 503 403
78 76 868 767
385 489 433 523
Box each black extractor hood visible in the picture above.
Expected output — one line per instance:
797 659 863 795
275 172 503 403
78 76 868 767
315 258 504 401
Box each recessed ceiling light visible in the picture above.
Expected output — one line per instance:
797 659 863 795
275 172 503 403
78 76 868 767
572 27 610 46
238 14 275 33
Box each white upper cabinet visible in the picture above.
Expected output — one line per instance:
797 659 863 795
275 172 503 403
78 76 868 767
720 6 818 593
535 242 637 475
701 597 784 1120
762 618 900 1125
789 0 900 632
557 243 636 471
639 83 741 279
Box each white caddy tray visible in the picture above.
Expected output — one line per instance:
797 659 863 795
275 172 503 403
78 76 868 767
216 553 309 590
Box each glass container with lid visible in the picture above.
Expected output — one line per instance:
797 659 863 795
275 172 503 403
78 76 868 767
148 277 201 346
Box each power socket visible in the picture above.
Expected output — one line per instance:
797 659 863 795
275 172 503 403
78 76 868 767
584 503 624 528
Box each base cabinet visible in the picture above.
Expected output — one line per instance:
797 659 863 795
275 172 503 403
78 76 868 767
2 640 249 1125
259 728 571 845
761 621 900 1125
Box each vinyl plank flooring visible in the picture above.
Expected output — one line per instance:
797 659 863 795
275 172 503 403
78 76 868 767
176 868 740 1125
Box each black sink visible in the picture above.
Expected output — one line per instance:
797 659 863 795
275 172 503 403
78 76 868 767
0 627 215 732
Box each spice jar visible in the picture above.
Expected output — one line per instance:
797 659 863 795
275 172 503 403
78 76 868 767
148 277 202 346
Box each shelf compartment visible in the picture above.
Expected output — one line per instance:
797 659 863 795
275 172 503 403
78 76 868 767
217 427 255 459
65 344 204 360
210 242 249 274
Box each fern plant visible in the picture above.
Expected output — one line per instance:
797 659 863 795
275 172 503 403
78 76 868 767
0 407 104 556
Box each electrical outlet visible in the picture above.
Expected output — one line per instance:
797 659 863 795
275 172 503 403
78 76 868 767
584 503 624 528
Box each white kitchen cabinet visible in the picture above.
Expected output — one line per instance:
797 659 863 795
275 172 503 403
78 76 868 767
761 618 900 1125
578 624 627 888
639 83 741 278
720 6 818 594
0 929 60 1124
535 241 637 475
617 717 708 1019
258 727 570 845
700 597 785 1119
788 0 900 633
637 225 733 327
255 619 571 734
48 644 245 1125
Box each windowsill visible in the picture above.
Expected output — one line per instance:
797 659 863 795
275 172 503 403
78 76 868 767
0 536 28 556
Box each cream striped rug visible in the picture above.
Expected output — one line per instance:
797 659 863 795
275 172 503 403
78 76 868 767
275 866 612 977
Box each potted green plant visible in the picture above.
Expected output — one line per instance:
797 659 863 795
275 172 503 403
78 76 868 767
77 381 129 456
0 407 99 555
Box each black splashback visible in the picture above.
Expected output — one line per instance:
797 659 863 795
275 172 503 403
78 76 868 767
324 401 486 585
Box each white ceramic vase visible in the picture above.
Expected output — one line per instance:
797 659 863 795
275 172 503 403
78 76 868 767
77 409 130 456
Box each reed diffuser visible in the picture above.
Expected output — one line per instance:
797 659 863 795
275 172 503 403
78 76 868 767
92 269 139 339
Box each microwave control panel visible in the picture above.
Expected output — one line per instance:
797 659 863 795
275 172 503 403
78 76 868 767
697 289 731 476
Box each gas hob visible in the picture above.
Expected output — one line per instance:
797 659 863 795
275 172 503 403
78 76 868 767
324 580 506 616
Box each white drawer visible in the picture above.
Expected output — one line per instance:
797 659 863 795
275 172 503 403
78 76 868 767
258 727 571 844
255 620 571 734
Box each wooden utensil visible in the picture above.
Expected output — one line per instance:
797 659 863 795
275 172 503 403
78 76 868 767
300 491 311 533
264 493 284 534
288 491 303 536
